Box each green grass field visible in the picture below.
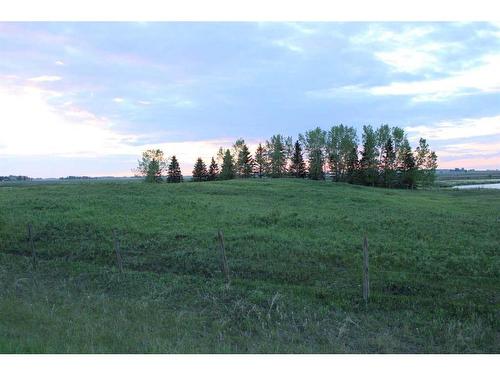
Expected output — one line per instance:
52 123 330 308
0 179 498 353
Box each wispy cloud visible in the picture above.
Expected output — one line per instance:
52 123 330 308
405 114 500 141
112 97 125 103
28 75 62 82
438 141 500 157
272 39 304 53
373 42 461 74
310 53 500 102
350 24 435 45
173 99 195 108
475 22 500 39
284 22 318 35
370 54 500 101
265 22 324 55
351 24 463 75
156 96 196 108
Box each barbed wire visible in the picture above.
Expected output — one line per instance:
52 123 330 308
2 225 498 283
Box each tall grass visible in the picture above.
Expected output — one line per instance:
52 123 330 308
0 179 498 353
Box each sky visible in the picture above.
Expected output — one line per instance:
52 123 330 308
1 22 499 177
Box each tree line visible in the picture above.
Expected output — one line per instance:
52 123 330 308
0 175 32 182
135 124 438 189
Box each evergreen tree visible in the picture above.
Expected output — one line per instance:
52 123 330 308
299 127 326 180
254 143 268 178
167 155 183 183
237 144 254 178
289 140 307 178
266 134 288 178
204 124 438 190
359 125 378 186
220 149 235 180
192 157 208 182
208 157 219 181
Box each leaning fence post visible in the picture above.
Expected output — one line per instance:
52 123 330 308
113 229 123 273
362 235 370 306
27 223 36 270
217 229 230 285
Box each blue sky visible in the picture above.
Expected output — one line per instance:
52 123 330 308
1 22 499 177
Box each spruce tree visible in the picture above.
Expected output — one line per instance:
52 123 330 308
254 143 267 178
289 140 307 178
208 157 219 181
220 149 235 180
238 144 254 178
192 124 438 190
192 157 208 182
266 134 288 178
167 155 183 183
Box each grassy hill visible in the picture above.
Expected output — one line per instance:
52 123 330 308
0 179 498 353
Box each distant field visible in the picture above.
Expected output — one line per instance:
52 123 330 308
435 170 500 187
436 179 500 188
0 179 498 353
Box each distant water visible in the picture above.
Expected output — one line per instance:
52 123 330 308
454 183 500 190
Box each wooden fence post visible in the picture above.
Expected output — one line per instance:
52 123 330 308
27 223 36 270
217 229 230 285
363 235 370 306
113 229 123 273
